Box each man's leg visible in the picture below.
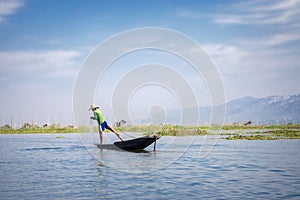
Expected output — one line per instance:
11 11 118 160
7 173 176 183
107 125 123 141
98 126 103 144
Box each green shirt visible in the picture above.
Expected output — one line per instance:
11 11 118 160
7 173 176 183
94 109 105 124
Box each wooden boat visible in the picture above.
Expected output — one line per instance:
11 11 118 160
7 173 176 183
97 135 160 151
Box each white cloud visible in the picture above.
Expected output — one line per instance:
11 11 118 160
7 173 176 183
203 44 246 73
0 49 81 126
177 0 300 27
203 44 241 57
177 9 205 19
203 41 300 99
214 0 300 25
204 40 299 73
0 50 81 79
0 0 24 23
240 0 299 12
241 33 300 48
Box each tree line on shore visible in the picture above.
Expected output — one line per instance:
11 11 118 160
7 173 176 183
0 122 86 133
0 122 75 130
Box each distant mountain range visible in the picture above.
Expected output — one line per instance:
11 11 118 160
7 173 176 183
224 94 300 124
141 94 300 125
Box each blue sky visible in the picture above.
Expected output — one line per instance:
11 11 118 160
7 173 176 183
0 0 300 126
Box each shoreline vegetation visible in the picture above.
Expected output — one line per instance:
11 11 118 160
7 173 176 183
0 123 300 140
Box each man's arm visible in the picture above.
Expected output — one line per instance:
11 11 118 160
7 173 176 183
91 112 100 122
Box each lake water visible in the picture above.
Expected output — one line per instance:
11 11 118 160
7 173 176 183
0 133 299 200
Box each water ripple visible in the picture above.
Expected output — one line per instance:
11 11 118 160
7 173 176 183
0 134 299 199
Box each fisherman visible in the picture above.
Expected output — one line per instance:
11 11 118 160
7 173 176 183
89 104 123 144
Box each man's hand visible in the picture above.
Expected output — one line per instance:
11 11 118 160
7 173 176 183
90 117 95 120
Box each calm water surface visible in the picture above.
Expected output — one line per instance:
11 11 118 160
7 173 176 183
0 133 299 199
